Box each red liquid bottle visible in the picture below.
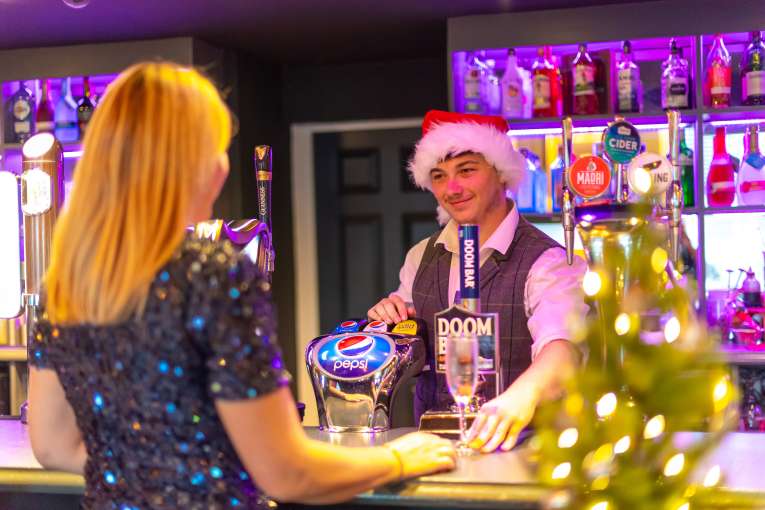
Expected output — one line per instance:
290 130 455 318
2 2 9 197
706 127 736 206
705 34 732 109
572 43 599 115
532 46 562 118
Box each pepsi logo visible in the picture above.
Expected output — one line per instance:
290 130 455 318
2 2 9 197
340 321 357 328
336 335 375 358
313 333 395 381
368 320 385 328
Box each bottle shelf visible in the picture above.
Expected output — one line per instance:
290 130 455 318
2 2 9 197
507 110 699 134
701 205 765 214
721 345 765 366
2 140 82 151
700 105 765 124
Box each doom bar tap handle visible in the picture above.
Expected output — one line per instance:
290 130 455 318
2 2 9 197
459 224 480 313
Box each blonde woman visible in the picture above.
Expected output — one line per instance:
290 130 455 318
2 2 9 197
27 62 455 509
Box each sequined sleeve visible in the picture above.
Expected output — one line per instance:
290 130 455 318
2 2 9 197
186 247 291 401
28 315 53 369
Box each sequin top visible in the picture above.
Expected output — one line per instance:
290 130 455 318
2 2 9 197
29 237 291 509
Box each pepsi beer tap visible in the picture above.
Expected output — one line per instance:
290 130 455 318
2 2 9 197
305 322 426 432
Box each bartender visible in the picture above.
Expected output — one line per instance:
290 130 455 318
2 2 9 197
368 110 589 453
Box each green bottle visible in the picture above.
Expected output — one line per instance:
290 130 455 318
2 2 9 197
678 130 694 207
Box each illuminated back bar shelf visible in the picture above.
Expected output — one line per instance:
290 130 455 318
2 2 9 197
0 37 230 416
448 1 765 355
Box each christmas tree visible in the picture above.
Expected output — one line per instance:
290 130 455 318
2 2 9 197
533 218 739 510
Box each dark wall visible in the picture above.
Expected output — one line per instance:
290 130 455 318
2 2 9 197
283 56 448 123
229 52 447 393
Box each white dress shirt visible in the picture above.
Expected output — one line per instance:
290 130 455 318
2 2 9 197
391 206 589 361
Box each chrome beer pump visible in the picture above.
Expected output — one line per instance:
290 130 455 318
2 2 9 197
0 133 64 418
194 145 275 278
560 111 684 360
305 327 426 432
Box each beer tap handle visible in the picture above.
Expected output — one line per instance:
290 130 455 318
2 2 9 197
254 145 275 274
561 117 575 265
666 110 683 263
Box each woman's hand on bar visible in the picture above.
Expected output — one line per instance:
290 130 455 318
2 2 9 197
385 431 457 480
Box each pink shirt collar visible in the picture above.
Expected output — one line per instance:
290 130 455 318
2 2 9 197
435 203 519 256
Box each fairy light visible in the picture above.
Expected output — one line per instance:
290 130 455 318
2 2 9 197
713 376 731 412
583 270 602 297
614 435 631 454
632 166 652 194
558 428 579 448
591 475 610 491
552 462 572 480
664 453 685 477
651 247 668 273
614 313 631 336
676 502 690 510
664 316 681 343
644 415 666 439
590 501 609 510
596 393 617 417
701 464 721 487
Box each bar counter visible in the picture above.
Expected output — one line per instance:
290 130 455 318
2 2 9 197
2 419 765 509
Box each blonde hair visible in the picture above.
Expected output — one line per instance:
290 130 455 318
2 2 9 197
45 62 232 324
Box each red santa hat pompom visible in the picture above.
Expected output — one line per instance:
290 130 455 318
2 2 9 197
407 110 526 194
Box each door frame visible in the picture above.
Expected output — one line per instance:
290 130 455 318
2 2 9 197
290 118 420 425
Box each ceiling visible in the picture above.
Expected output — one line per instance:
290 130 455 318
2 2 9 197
0 0 654 64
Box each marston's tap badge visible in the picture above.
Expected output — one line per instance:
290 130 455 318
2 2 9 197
314 332 395 381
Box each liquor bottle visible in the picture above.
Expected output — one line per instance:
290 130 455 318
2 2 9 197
463 52 484 114
705 34 732 109
482 59 502 115
678 129 695 207
516 148 546 213
532 46 561 118
572 43 598 115
742 31 765 106
5 81 35 143
550 145 576 213
616 40 643 113
661 39 690 110
77 76 95 135
521 66 533 119
706 126 736 206
501 49 525 119
55 77 79 143
35 79 55 134
738 125 765 206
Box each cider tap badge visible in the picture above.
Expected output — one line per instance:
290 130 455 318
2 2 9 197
603 120 641 164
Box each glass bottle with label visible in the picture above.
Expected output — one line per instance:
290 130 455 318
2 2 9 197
549 146 574 213
742 31 765 106
5 81 35 143
463 52 484 114
706 126 736 207
481 59 502 115
35 79 55 134
572 43 598 115
532 46 561 118
738 125 765 206
661 39 690 110
77 76 95 135
678 129 695 207
616 40 642 113
501 49 525 119
55 77 79 143
705 34 732 109
516 148 546 213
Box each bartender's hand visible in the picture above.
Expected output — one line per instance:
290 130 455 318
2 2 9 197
466 380 540 453
368 294 416 324
385 432 456 479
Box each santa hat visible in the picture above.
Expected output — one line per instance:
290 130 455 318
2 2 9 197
407 110 526 195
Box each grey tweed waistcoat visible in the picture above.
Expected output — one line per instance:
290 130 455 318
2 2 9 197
411 216 561 421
